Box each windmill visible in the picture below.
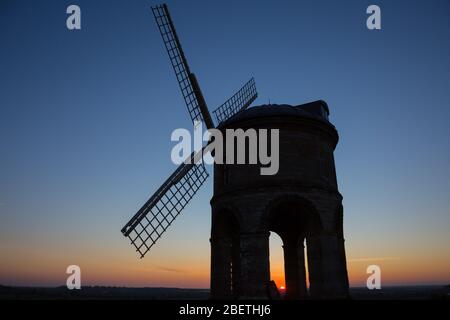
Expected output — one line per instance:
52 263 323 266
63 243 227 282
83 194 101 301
121 3 258 258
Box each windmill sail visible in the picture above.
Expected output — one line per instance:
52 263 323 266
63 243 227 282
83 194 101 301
121 151 209 258
122 4 259 259
212 78 258 125
152 4 214 129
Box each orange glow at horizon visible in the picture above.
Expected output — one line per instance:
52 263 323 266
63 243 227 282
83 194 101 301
1 234 449 288
1 252 449 288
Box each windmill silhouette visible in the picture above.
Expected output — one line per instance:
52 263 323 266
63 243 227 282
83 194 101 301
121 4 349 300
121 4 258 258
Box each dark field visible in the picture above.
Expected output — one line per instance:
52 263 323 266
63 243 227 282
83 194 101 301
1 285 449 300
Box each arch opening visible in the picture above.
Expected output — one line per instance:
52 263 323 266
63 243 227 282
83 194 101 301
269 232 285 295
267 197 321 300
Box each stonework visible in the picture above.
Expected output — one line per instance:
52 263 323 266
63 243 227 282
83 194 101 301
210 101 349 299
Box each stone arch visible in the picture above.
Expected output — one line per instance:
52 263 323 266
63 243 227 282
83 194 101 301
210 204 241 299
264 194 322 239
263 194 323 299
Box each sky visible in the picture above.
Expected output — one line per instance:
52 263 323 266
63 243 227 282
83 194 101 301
0 0 449 288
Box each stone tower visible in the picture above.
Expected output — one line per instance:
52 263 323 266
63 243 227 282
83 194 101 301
210 101 349 299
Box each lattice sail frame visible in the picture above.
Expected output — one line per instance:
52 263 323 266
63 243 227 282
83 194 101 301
121 152 209 258
152 4 213 128
213 78 257 125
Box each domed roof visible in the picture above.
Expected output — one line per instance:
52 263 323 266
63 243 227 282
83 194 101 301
219 100 333 128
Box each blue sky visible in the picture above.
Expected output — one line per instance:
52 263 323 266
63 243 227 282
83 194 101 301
0 0 449 286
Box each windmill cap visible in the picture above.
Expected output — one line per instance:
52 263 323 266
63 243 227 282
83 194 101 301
219 100 332 128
